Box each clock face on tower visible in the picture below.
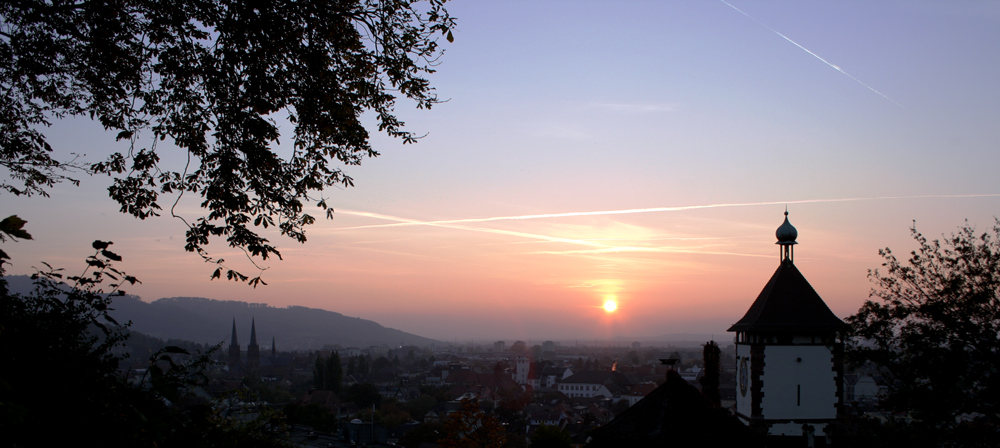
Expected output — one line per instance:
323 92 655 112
739 357 749 397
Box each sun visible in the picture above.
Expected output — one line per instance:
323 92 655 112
603 300 617 312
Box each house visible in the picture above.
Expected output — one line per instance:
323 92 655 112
844 373 884 403
538 363 573 390
556 371 633 400
586 371 760 447
441 369 523 400
624 382 658 406
528 409 567 426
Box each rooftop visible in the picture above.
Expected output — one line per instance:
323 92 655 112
728 260 846 333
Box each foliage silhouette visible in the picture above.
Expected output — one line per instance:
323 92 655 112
342 382 382 410
847 219 1000 445
438 398 507 448
1 0 455 283
0 241 289 447
530 424 572 448
313 352 344 393
699 340 721 407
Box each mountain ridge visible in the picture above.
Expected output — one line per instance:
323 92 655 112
118 295 442 350
3 275 439 350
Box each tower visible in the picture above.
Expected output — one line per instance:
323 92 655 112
228 318 241 369
247 318 260 369
728 212 846 441
514 357 530 385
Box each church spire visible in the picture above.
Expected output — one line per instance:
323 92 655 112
230 318 239 347
250 318 258 346
247 318 260 369
228 318 241 369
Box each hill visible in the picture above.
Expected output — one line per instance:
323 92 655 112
4 275 439 350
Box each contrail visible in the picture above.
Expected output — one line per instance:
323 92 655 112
526 247 773 258
718 0 903 107
336 209 615 249
335 194 1000 230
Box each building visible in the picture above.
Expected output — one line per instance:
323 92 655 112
728 212 847 442
246 318 260 369
538 363 573 390
228 318 267 372
542 340 555 353
514 356 530 385
586 370 760 447
557 371 634 400
228 318 241 369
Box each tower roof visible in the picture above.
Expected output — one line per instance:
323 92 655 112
728 260 846 333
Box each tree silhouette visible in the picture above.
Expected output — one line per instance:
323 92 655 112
314 355 326 390
847 219 1000 444
1 0 455 283
509 340 527 355
700 341 721 406
438 398 507 448
0 242 287 446
530 425 571 448
326 352 343 393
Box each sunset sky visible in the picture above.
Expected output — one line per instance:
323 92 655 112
3 1 999 342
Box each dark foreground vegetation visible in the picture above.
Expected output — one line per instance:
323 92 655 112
0 242 289 447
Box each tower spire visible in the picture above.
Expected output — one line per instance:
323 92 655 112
247 318 260 369
228 318 241 369
230 318 239 347
775 210 798 263
250 318 258 346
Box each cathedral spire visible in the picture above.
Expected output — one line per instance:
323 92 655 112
250 318 258 346
228 318 241 369
230 318 239 347
247 318 260 369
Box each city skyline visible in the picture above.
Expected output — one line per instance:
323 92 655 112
2 1 999 340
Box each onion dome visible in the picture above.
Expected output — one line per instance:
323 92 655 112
775 211 797 245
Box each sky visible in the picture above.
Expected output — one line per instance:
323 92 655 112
3 0 1000 342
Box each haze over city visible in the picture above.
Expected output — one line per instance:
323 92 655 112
2 0 998 341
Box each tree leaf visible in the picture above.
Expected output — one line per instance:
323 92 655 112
0 215 32 240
